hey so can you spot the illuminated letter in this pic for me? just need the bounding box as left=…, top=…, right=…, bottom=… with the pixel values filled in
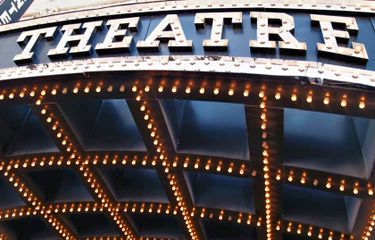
left=95, top=17, right=139, bottom=53
left=311, top=14, right=368, bottom=63
left=250, top=12, right=306, bottom=52
left=194, top=12, right=242, bottom=50
left=48, top=21, right=102, bottom=57
left=13, top=27, right=57, bottom=62
left=137, top=14, right=192, bottom=51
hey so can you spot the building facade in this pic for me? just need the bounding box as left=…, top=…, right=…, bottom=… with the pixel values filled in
left=0, top=1, right=374, bottom=240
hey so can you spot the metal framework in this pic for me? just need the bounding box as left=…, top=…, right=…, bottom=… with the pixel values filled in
left=0, top=58, right=373, bottom=240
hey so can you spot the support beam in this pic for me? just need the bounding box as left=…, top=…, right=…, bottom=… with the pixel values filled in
left=128, top=93, right=206, bottom=240
left=245, top=104, right=283, bottom=240
left=2, top=150, right=373, bottom=199
left=0, top=166, right=76, bottom=239
left=282, top=166, right=373, bottom=199
left=33, top=103, right=139, bottom=240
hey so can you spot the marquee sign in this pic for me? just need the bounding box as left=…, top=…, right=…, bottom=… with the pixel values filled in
left=0, top=10, right=374, bottom=85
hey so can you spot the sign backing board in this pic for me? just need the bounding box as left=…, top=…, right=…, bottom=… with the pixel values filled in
left=0, top=0, right=33, bottom=25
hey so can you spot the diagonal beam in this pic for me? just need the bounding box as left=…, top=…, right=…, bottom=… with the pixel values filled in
left=0, top=230, right=8, bottom=240
left=33, top=103, right=139, bottom=240
left=127, top=90, right=206, bottom=240
left=0, top=165, right=76, bottom=239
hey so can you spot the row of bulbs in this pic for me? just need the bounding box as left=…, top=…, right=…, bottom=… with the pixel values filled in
left=2, top=152, right=373, bottom=199
left=260, top=98, right=274, bottom=240
left=3, top=152, right=373, bottom=201
left=82, top=238, right=175, bottom=240
left=278, top=221, right=352, bottom=240
left=0, top=202, right=254, bottom=225
left=0, top=200, right=356, bottom=240
left=278, top=169, right=374, bottom=196
left=0, top=153, right=250, bottom=178
left=152, top=83, right=367, bottom=110
left=0, top=79, right=369, bottom=112
left=362, top=210, right=375, bottom=239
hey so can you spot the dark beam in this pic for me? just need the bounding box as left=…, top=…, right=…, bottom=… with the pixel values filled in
left=0, top=169, right=76, bottom=239
left=0, top=201, right=351, bottom=240
left=33, top=103, right=139, bottom=240
left=245, top=105, right=283, bottom=240
left=356, top=150, right=375, bottom=239
left=128, top=97, right=207, bottom=240
left=80, top=150, right=375, bottom=200
left=2, top=150, right=373, bottom=199
left=0, top=70, right=373, bottom=118
left=283, top=166, right=373, bottom=199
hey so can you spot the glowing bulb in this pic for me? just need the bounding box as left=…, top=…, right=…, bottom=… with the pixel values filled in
left=306, top=94, right=312, bottom=103
left=259, top=91, right=265, bottom=98
left=326, top=179, right=331, bottom=189
left=323, top=96, right=330, bottom=105
left=243, top=90, right=249, bottom=97
left=353, top=182, right=359, bottom=195
left=368, top=185, right=374, bottom=196
left=341, top=96, right=347, bottom=107
left=359, top=98, right=366, bottom=109
left=339, top=180, right=345, bottom=192
left=275, top=92, right=281, bottom=100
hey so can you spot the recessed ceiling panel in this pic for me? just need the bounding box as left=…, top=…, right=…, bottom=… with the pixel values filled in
left=128, top=213, right=184, bottom=239
left=98, top=167, right=169, bottom=203
left=0, top=103, right=59, bottom=156
left=184, top=171, right=255, bottom=213
left=22, top=168, right=94, bottom=203
left=58, top=99, right=146, bottom=151
left=62, top=213, right=120, bottom=238
left=284, top=108, right=375, bottom=179
left=160, top=99, right=250, bottom=160
left=202, top=219, right=257, bottom=240
left=283, top=184, right=361, bottom=233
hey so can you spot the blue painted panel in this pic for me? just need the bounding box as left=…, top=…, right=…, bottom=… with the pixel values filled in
left=184, top=171, right=255, bottom=213
left=161, top=100, right=249, bottom=160
left=284, top=108, right=375, bottom=179
left=283, top=184, right=361, bottom=233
